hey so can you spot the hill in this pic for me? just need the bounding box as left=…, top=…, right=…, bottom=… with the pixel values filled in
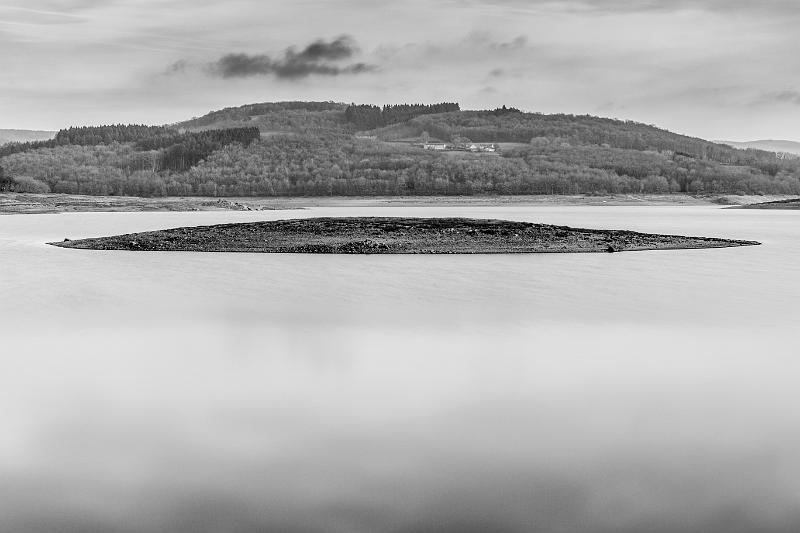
left=2, top=101, right=800, bottom=197
left=719, top=140, right=800, bottom=156
left=175, top=101, right=350, bottom=135
left=0, top=129, right=56, bottom=145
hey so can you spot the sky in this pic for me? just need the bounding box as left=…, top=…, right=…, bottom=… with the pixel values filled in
left=1, top=0, right=799, bottom=141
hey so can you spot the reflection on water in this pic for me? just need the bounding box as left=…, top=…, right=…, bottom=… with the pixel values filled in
left=1, top=206, right=799, bottom=532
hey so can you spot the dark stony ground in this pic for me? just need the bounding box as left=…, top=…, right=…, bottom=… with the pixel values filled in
left=49, top=217, right=760, bottom=254
left=735, top=198, right=800, bottom=210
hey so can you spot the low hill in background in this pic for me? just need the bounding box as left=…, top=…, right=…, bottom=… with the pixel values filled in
left=0, top=129, right=56, bottom=145
left=2, top=101, right=799, bottom=197
left=719, top=140, right=800, bottom=156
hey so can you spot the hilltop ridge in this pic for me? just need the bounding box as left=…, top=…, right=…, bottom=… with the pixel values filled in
left=718, top=139, right=800, bottom=156
left=2, top=101, right=799, bottom=197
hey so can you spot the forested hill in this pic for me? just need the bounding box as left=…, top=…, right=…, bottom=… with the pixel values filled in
left=371, top=109, right=713, bottom=153
left=174, top=101, right=461, bottom=134
left=2, top=101, right=799, bottom=197
left=175, top=101, right=781, bottom=163
left=175, top=101, right=349, bottom=133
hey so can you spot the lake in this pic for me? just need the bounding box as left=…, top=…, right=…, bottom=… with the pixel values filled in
left=1, top=205, right=799, bottom=533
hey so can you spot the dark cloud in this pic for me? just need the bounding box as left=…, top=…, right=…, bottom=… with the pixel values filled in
left=206, top=35, right=376, bottom=79
left=768, top=90, right=800, bottom=105
left=753, top=90, right=800, bottom=106
left=165, top=59, right=189, bottom=74
left=296, top=35, right=356, bottom=61
left=459, top=32, right=528, bottom=51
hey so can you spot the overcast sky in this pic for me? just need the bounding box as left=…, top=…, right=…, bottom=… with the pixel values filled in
left=2, top=0, right=799, bottom=141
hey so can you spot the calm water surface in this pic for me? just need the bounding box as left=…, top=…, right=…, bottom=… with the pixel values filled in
left=1, top=205, right=799, bottom=533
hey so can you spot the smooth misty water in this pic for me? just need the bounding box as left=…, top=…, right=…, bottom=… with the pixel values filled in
left=1, top=205, right=799, bottom=533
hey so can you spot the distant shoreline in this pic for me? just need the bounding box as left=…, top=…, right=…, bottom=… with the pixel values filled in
left=49, top=217, right=760, bottom=254
left=2, top=192, right=797, bottom=215
left=733, top=198, right=800, bottom=210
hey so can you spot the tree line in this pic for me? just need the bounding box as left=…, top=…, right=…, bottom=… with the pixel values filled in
left=55, top=124, right=174, bottom=145
left=1, top=125, right=260, bottom=173
left=137, top=127, right=261, bottom=171
left=344, top=102, right=460, bottom=130
left=4, top=132, right=798, bottom=197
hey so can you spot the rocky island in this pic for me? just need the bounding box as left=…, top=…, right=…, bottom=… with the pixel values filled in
left=49, top=217, right=760, bottom=254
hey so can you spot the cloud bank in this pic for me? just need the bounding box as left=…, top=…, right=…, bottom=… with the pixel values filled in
left=757, top=90, right=800, bottom=106
left=205, top=36, right=376, bottom=79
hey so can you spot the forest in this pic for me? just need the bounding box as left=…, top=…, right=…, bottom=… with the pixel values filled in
left=1, top=101, right=799, bottom=197
left=344, top=103, right=461, bottom=130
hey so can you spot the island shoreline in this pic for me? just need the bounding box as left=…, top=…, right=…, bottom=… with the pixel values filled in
left=4, top=192, right=799, bottom=215
left=49, top=217, right=761, bottom=254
